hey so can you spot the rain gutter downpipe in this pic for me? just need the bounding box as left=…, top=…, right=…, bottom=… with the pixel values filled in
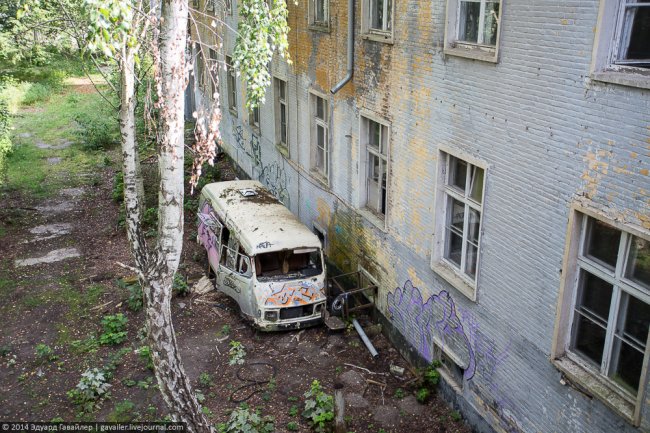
left=331, top=0, right=354, bottom=94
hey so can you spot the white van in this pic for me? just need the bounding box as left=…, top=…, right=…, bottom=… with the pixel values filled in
left=197, top=180, right=326, bottom=330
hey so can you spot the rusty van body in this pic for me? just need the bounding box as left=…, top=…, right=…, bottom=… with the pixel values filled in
left=197, top=180, right=326, bottom=330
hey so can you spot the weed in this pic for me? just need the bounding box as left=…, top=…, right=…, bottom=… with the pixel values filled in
left=335, top=366, right=342, bottom=375
left=415, top=387, right=430, bottom=404
left=99, top=314, right=128, bottom=345
left=216, top=404, right=274, bottom=433
left=266, top=377, right=277, bottom=392
left=70, top=336, right=99, bottom=354
left=74, top=105, right=119, bottom=150
left=124, top=282, right=143, bottom=312
left=450, top=410, right=462, bottom=422
left=262, top=392, right=271, bottom=402
left=201, top=406, right=213, bottom=417
left=286, top=422, right=298, bottom=431
left=51, top=418, right=64, bottom=423
left=228, top=341, right=246, bottom=366
left=218, top=324, right=231, bottom=337
left=122, top=379, right=137, bottom=387
left=0, top=345, right=11, bottom=357
left=112, top=171, right=124, bottom=203
left=172, top=273, right=189, bottom=297
left=107, top=400, right=137, bottom=423
left=142, top=207, right=158, bottom=227
left=198, top=372, right=214, bottom=388
left=35, top=343, right=57, bottom=362
left=393, top=388, right=405, bottom=399
left=288, top=405, right=299, bottom=417
left=136, top=346, right=154, bottom=371
left=137, top=377, right=154, bottom=390
left=195, top=390, right=205, bottom=403
left=67, top=368, right=111, bottom=413
left=103, top=348, right=131, bottom=380
left=287, top=396, right=299, bottom=402
left=302, top=380, right=334, bottom=433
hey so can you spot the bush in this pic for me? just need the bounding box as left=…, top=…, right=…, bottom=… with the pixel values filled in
left=302, top=380, right=334, bottom=433
left=35, top=343, right=57, bottom=362
left=74, top=103, right=119, bottom=150
left=99, top=313, right=128, bottom=345
left=117, top=278, right=142, bottom=312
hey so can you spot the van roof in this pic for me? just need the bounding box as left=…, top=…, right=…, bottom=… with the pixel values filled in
left=200, top=180, right=322, bottom=256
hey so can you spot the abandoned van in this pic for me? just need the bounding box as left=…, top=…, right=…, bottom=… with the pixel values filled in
left=197, top=180, right=326, bottom=330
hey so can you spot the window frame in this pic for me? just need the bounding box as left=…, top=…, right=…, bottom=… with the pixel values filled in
left=552, top=206, right=650, bottom=425
left=591, top=0, right=650, bottom=90
left=225, top=55, right=238, bottom=116
left=360, top=114, right=390, bottom=221
left=361, top=0, right=394, bottom=42
left=248, top=102, right=260, bottom=132
left=430, top=147, right=487, bottom=301
left=308, top=0, right=329, bottom=31
left=274, top=77, right=289, bottom=151
left=443, top=0, right=502, bottom=63
left=310, top=91, right=330, bottom=183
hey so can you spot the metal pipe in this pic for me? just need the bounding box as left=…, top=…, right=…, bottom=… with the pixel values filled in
left=352, top=319, right=378, bottom=358
left=331, top=0, right=354, bottom=94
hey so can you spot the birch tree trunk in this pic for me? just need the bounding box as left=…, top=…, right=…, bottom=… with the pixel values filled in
left=117, top=1, right=213, bottom=432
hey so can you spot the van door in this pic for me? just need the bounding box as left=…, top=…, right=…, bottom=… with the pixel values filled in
left=216, top=240, right=253, bottom=316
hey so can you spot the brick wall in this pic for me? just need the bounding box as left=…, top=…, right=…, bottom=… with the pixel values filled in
left=190, top=0, right=650, bottom=431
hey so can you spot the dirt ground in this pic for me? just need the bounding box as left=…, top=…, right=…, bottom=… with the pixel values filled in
left=0, top=82, right=472, bottom=433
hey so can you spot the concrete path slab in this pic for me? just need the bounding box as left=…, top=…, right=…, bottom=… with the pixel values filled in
left=15, top=247, right=80, bottom=267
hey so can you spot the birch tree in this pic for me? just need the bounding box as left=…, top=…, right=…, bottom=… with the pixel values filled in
left=80, top=0, right=290, bottom=431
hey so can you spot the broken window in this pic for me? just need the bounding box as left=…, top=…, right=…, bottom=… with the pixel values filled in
left=274, top=78, right=288, bottom=149
left=443, top=155, right=484, bottom=280
left=570, top=216, right=650, bottom=396
left=362, top=116, right=389, bottom=217
left=226, top=55, right=237, bottom=114
left=614, top=1, right=650, bottom=68
left=309, top=0, right=328, bottom=27
left=457, top=0, right=500, bottom=46
left=311, top=94, right=329, bottom=179
left=255, top=249, right=323, bottom=281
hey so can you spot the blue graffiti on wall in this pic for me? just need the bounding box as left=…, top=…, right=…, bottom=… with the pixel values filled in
left=387, top=280, right=476, bottom=379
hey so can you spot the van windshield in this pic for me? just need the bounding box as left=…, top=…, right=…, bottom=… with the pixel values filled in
left=255, top=248, right=323, bottom=281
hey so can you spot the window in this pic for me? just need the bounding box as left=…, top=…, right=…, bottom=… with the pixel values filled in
left=249, top=104, right=260, bottom=131
left=431, top=150, right=485, bottom=300
left=208, top=49, right=218, bottom=99
left=361, top=116, right=389, bottom=218
left=274, top=78, right=288, bottom=149
left=553, top=211, right=650, bottom=423
left=361, top=0, right=393, bottom=40
left=311, top=93, right=329, bottom=179
left=443, top=0, right=501, bottom=62
left=592, top=0, right=650, bottom=89
left=309, top=0, right=329, bottom=29
left=225, top=55, right=237, bottom=114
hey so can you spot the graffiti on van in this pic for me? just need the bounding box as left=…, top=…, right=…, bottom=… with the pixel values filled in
left=264, top=281, right=323, bottom=307
left=198, top=202, right=221, bottom=270
left=223, top=275, right=241, bottom=293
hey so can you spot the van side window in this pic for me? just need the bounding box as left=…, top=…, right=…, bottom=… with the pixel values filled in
left=238, top=256, right=252, bottom=277
left=255, top=249, right=323, bottom=281
left=226, top=237, right=239, bottom=269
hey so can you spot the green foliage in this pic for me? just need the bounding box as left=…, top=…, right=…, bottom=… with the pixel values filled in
left=35, top=343, right=57, bottom=362
left=0, top=97, right=11, bottom=169
left=137, top=346, right=154, bottom=371
left=228, top=340, right=246, bottom=366
left=217, top=404, right=275, bottom=433
left=218, top=324, right=231, bottom=337
left=112, top=171, right=124, bottom=202
left=288, top=405, right=298, bottom=417
left=423, top=365, right=440, bottom=387
left=450, top=410, right=462, bottom=422
left=74, top=106, right=119, bottom=150
left=107, top=400, right=137, bottom=422
left=99, top=313, right=128, bottom=345
left=234, top=0, right=290, bottom=109
left=286, top=422, right=298, bottom=431
left=84, top=0, right=140, bottom=61
left=70, top=336, right=99, bottom=354
left=117, top=278, right=142, bottom=312
left=198, top=372, right=214, bottom=388
left=172, top=273, right=189, bottom=297
left=302, top=380, right=334, bottom=433
left=67, top=368, right=112, bottom=413
left=415, top=387, right=430, bottom=404
left=393, top=388, right=405, bottom=399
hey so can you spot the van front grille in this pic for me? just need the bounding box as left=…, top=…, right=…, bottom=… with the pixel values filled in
left=279, top=304, right=314, bottom=320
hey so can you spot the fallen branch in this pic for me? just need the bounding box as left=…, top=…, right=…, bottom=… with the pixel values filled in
left=90, top=301, right=114, bottom=311
left=343, top=363, right=387, bottom=376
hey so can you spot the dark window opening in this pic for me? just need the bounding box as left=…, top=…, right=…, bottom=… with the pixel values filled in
left=256, top=249, right=323, bottom=281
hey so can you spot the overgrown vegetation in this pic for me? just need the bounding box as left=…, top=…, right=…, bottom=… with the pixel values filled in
left=99, top=313, right=128, bottom=346
left=415, top=362, right=441, bottom=404
left=216, top=404, right=275, bottom=433
left=302, top=380, right=334, bottom=433
left=67, top=368, right=112, bottom=413
left=228, top=341, right=246, bottom=366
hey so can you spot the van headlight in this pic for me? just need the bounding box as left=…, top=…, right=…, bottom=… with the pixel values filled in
left=264, top=310, right=278, bottom=322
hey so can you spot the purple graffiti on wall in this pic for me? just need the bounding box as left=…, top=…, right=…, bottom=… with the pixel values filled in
left=387, top=280, right=476, bottom=380
left=197, top=202, right=221, bottom=270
